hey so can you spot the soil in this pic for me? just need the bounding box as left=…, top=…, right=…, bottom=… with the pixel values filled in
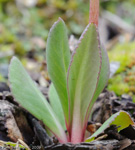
left=1, top=83, right=135, bottom=150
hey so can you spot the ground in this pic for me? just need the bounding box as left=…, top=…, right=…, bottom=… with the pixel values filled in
left=0, top=1, right=135, bottom=150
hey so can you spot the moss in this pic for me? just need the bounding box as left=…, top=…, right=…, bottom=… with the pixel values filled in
left=14, top=42, right=26, bottom=56
left=108, top=74, right=130, bottom=95
left=0, top=27, right=17, bottom=43
left=0, top=74, right=6, bottom=82
left=108, top=42, right=135, bottom=73
left=108, top=42, right=135, bottom=101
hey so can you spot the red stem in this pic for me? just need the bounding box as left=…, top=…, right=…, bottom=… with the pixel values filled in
left=89, top=0, right=99, bottom=26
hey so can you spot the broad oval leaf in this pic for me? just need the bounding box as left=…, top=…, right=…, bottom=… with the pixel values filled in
left=67, top=23, right=102, bottom=143
left=46, top=18, right=71, bottom=124
left=85, top=111, right=135, bottom=142
left=49, top=83, right=66, bottom=130
left=9, top=57, right=67, bottom=143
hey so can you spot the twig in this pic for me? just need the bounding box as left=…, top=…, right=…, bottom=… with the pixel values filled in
left=32, top=118, right=53, bottom=147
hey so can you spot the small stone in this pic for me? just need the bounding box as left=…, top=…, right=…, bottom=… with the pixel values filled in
left=0, top=82, right=10, bottom=92
left=121, top=94, right=132, bottom=101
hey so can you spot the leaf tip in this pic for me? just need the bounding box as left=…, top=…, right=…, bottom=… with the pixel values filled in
left=10, top=56, right=17, bottom=63
left=49, top=17, right=65, bottom=33
left=58, top=17, right=64, bottom=22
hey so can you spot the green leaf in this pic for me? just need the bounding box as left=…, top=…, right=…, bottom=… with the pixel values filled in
left=85, top=111, right=135, bottom=142
left=85, top=46, right=110, bottom=123
left=67, top=23, right=102, bottom=143
left=49, top=83, right=66, bottom=130
left=46, top=18, right=71, bottom=123
left=9, top=57, right=67, bottom=143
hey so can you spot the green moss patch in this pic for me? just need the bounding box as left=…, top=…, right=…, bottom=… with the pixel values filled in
left=108, top=42, right=135, bottom=102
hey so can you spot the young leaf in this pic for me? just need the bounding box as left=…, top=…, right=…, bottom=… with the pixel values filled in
left=85, top=111, right=135, bottom=142
left=49, top=83, right=66, bottom=130
left=9, top=57, right=67, bottom=143
left=67, top=23, right=101, bottom=143
left=46, top=18, right=71, bottom=124
left=84, top=46, right=110, bottom=129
